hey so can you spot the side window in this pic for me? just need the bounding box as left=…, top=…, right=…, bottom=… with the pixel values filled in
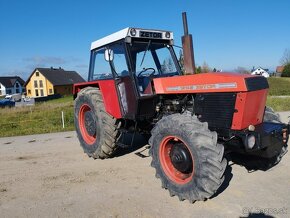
left=89, top=42, right=129, bottom=81
left=155, top=47, right=177, bottom=74
left=91, top=48, right=112, bottom=80
left=108, top=42, right=129, bottom=77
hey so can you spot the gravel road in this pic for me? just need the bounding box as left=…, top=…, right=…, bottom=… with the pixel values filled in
left=0, top=112, right=289, bottom=218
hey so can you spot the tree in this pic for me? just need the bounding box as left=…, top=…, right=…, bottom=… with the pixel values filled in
left=201, top=62, right=211, bottom=73
left=235, top=66, right=250, bottom=74
left=167, top=58, right=174, bottom=72
left=196, top=66, right=202, bottom=74
left=161, top=58, right=174, bottom=73
left=281, top=63, right=290, bottom=77
left=161, top=60, right=168, bottom=72
left=280, top=48, right=290, bottom=65
left=178, top=50, right=202, bottom=74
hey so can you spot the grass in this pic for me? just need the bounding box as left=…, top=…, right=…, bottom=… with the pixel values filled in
left=267, top=77, right=290, bottom=96
left=1, top=77, right=290, bottom=137
left=266, top=77, right=290, bottom=111
left=0, top=95, right=75, bottom=137
left=266, top=96, right=290, bottom=112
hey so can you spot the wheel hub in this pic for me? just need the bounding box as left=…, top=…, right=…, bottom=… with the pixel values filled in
left=84, top=111, right=96, bottom=136
left=169, top=143, right=193, bottom=174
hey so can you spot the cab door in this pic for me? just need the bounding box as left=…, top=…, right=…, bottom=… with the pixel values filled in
left=105, top=41, right=139, bottom=119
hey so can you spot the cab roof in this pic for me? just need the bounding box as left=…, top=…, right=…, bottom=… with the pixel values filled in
left=91, top=27, right=173, bottom=51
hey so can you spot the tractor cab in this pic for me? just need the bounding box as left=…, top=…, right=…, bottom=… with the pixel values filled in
left=87, top=28, right=181, bottom=119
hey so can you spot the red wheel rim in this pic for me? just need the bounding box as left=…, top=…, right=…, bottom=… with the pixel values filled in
left=78, top=104, right=96, bottom=145
left=159, top=136, right=194, bottom=185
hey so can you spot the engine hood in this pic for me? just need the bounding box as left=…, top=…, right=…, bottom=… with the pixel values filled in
left=153, top=72, right=269, bottom=94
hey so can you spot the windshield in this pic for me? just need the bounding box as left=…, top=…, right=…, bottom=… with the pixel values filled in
left=129, top=41, right=180, bottom=76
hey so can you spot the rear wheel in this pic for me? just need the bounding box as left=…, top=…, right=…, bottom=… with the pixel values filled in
left=149, top=112, right=227, bottom=202
left=74, top=87, right=122, bottom=159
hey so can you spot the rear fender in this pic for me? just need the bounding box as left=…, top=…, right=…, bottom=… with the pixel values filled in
left=73, top=80, right=122, bottom=119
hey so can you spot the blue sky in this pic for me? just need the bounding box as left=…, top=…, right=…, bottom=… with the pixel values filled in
left=0, top=0, right=290, bottom=80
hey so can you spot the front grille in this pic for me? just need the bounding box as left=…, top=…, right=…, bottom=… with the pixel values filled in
left=245, top=77, right=269, bottom=91
left=194, top=93, right=236, bottom=129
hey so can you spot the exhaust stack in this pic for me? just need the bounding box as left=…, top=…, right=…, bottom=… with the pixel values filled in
left=181, top=12, right=196, bottom=74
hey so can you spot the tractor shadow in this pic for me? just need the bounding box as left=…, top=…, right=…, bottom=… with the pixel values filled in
left=211, top=152, right=280, bottom=199
left=114, top=133, right=150, bottom=158
left=227, top=153, right=278, bottom=172
left=239, top=212, right=275, bottom=218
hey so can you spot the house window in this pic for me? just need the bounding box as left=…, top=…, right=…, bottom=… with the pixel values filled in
left=16, top=89, right=19, bottom=93
left=36, top=72, right=39, bottom=76
left=39, top=80, right=43, bottom=88
left=28, top=90, right=31, bottom=94
left=35, top=90, right=39, bottom=97
left=49, top=89, right=53, bottom=94
left=34, top=81, right=38, bottom=88
left=40, top=89, right=44, bottom=96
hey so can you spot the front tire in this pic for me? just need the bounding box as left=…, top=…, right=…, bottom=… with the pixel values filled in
left=74, top=87, right=122, bottom=159
left=263, top=106, right=281, bottom=123
left=263, top=106, right=288, bottom=166
left=149, top=112, right=227, bottom=202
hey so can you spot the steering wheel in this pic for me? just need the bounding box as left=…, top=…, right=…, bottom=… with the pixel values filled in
left=137, top=68, right=156, bottom=77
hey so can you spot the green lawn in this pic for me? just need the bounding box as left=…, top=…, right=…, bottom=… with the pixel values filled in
left=266, top=77, right=290, bottom=111
left=0, top=95, right=75, bottom=137
left=266, top=96, right=290, bottom=112
left=1, top=77, right=290, bottom=137
left=267, top=77, right=290, bottom=96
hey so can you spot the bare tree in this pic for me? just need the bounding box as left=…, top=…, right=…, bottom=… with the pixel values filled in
left=235, top=66, right=250, bottom=74
left=280, top=48, right=290, bottom=65
left=201, top=62, right=211, bottom=73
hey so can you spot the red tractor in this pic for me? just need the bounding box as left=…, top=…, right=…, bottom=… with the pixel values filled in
left=73, top=14, right=289, bottom=202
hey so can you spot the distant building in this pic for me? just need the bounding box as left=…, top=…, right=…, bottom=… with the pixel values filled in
left=25, top=67, right=85, bottom=98
left=276, top=66, right=284, bottom=73
left=0, top=76, right=25, bottom=96
left=274, top=66, right=284, bottom=77
left=251, top=67, right=269, bottom=78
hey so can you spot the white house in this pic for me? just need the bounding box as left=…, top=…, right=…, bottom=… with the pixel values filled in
left=251, top=67, right=270, bottom=78
left=0, top=76, right=25, bottom=96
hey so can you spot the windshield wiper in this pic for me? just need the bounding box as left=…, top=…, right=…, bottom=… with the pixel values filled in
left=140, top=40, right=151, bottom=67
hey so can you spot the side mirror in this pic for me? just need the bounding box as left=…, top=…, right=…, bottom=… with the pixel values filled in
left=104, top=49, right=114, bottom=62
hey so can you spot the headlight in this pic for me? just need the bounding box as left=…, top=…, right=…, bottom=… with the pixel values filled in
left=246, top=135, right=256, bottom=149
left=130, top=28, right=137, bottom=36
left=165, top=32, right=171, bottom=38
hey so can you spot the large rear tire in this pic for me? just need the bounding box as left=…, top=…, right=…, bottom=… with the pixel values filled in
left=149, top=112, right=227, bottom=202
left=74, top=87, right=122, bottom=159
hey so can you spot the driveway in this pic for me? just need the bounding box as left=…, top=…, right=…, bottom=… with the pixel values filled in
left=0, top=112, right=289, bottom=218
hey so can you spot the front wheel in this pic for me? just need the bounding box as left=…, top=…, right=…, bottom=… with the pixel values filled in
left=149, top=112, right=227, bottom=202
left=263, top=106, right=288, bottom=166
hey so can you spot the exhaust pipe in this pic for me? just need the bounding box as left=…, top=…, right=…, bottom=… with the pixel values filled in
left=181, top=12, right=196, bottom=74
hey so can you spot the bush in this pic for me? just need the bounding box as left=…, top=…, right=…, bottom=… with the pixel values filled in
left=281, top=63, right=290, bottom=77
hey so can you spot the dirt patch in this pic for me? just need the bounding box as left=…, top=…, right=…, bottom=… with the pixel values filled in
left=0, top=188, right=7, bottom=193
left=0, top=130, right=289, bottom=218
